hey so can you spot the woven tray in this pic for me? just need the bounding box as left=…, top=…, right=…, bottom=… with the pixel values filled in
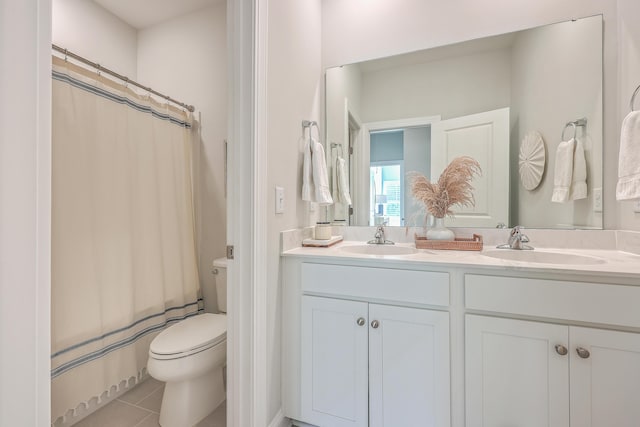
left=415, top=233, right=483, bottom=251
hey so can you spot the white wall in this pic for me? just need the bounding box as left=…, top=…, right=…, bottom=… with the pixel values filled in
left=266, top=0, right=322, bottom=421
left=0, top=0, right=51, bottom=425
left=322, top=0, right=621, bottom=230
left=52, top=0, right=138, bottom=77
left=137, top=3, right=228, bottom=312
left=511, top=16, right=603, bottom=228
left=360, top=48, right=511, bottom=122
left=404, top=127, right=431, bottom=225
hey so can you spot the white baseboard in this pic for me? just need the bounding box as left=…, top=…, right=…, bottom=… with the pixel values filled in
left=268, top=409, right=291, bottom=427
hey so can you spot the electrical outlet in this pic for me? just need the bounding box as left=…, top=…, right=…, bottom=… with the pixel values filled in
left=275, top=186, right=285, bottom=214
left=593, top=188, right=603, bottom=212
left=634, top=201, right=640, bottom=213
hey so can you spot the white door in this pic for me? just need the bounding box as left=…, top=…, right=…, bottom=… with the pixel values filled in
left=465, top=315, right=569, bottom=427
left=301, top=296, right=369, bottom=427
left=369, top=304, right=450, bottom=427
left=570, top=327, right=640, bottom=427
left=431, top=108, right=509, bottom=227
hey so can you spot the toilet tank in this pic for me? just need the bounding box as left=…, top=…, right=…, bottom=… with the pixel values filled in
left=212, top=258, right=228, bottom=313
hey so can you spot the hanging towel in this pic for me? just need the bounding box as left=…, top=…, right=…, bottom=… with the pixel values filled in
left=616, top=111, right=640, bottom=200
left=337, top=156, right=352, bottom=205
left=331, top=148, right=340, bottom=203
left=552, top=138, right=576, bottom=203
left=311, top=139, right=334, bottom=205
left=570, top=139, right=587, bottom=200
left=302, top=137, right=314, bottom=202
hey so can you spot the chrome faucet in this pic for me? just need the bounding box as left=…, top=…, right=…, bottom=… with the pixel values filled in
left=367, top=226, right=395, bottom=245
left=497, top=225, right=533, bottom=250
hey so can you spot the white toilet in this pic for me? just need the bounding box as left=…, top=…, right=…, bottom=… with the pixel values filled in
left=147, top=257, right=228, bottom=427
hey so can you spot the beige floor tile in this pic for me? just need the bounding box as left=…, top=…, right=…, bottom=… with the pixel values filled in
left=194, top=401, right=226, bottom=427
left=119, top=378, right=164, bottom=405
left=136, top=386, right=164, bottom=413
left=133, top=412, right=160, bottom=427
left=73, top=400, right=151, bottom=427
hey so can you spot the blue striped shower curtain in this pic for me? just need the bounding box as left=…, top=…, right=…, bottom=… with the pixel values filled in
left=51, top=56, right=200, bottom=425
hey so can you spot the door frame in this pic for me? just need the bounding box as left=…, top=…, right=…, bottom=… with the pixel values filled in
left=357, top=116, right=441, bottom=225
left=227, top=0, right=269, bottom=425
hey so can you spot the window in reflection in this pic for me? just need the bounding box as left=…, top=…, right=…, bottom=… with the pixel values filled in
left=370, top=163, right=403, bottom=226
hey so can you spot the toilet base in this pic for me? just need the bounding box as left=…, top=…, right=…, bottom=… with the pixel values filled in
left=159, top=366, right=225, bottom=427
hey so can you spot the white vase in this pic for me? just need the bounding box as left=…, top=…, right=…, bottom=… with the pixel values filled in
left=426, top=217, right=455, bottom=241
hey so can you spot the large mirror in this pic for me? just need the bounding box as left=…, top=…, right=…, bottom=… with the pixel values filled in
left=325, top=15, right=603, bottom=229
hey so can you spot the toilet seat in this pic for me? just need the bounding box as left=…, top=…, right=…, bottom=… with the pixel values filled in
left=149, top=313, right=226, bottom=360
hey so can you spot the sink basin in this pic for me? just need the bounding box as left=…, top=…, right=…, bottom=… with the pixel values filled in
left=338, top=244, right=418, bottom=256
left=482, top=249, right=606, bottom=265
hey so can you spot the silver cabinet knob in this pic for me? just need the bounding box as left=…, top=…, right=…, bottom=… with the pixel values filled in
left=357, top=317, right=365, bottom=326
left=576, top=347, right=591, bottom=359
left=371, top=320, right=380, bottom=329
left=555, top=344, right=568, bottom=356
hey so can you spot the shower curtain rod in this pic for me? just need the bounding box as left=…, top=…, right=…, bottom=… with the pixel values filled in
left=52, top=44, right=195, bottom=113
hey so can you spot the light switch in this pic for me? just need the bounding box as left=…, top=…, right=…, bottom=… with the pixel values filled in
left=634, top=201, right=640, bottom=213
left=593, top=188, right=602, bottom=212
left=275, top=186, right=285, bottom=214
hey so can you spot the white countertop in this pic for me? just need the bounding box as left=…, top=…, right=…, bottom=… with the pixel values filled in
left=283, top=240, right=640, bottom=280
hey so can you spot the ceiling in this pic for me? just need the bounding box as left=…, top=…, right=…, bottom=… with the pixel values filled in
left=93, top=0, right=220, bottom=29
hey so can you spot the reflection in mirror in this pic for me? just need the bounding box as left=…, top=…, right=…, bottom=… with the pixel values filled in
left=325, top=15, right=603, bottom=229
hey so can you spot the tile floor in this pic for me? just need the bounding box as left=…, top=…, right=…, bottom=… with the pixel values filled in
left=73, top=378, right=226, bottom=427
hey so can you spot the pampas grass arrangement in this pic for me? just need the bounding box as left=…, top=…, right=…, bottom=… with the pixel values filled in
left=410, top=156, right=482, bottom=219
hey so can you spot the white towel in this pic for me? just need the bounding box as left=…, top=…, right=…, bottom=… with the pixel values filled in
left=552, top=138, right=575, bottom=203
left=302, top=137, right=314, bottom=202
left=331, top=148, right=340, bottom=203
left=570, top=139, right=587, bottom=200
left=337, top=157, right=352, bottom=205
left=311, top=140, right=334, bottom=205
left=616, top=111, right=640, bottom=200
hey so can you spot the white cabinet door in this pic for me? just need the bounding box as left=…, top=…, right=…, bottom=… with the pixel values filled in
left=465, top=315, right=569, bottom=427
left=570, top=327, right=640, bottom=427
left=301, top=296, right=369, bottom=427
left=431, top=108, right=509, bottom=227
left=369, top=304, right=450, bottom=427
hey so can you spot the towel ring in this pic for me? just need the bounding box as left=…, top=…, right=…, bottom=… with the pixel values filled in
left=302, top=120, right=320, bottom=140
left=630, top=84, right=640, bottom=112
left=561, top=123, right=577, bottom=141
left=561, top=117, right=587, bottom=141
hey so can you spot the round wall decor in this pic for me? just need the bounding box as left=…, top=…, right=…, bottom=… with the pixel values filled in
left=519, top=131, right=546, bottom=191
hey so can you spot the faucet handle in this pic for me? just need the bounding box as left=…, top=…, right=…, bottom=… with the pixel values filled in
left=511, top=225, right=524, bottom=235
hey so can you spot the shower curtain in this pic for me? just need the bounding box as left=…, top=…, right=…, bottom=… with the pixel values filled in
left=50, top=56, right=200, bottom=423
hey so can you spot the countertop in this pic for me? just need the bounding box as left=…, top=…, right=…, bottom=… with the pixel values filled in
left=282, top=240, right=640, bottom=280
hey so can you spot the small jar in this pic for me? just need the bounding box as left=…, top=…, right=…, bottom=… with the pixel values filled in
left=315, top=222, right=332, bottom=240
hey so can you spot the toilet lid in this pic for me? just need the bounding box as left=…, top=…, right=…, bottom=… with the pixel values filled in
left=150, top=313, right=226, bottom=356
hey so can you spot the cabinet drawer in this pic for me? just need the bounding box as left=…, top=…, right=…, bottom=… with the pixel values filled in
left=465, top=274, right=640, bottom=328
left=302, top=263, right=449, bottom=306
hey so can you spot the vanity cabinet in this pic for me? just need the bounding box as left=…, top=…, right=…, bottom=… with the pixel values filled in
left=465, top=274, right=640, bottom=427
left=283, top=253, right=640, bottom=427
left=465, top=315, right=569, bottom=426
left=301, top=295, right=450, bottom=427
